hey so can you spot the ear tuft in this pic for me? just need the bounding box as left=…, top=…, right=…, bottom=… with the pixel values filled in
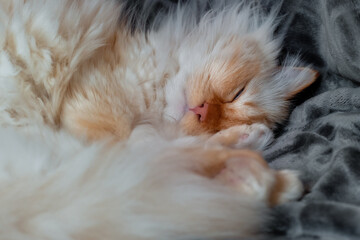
left=280, top=67, right=319, bottom=99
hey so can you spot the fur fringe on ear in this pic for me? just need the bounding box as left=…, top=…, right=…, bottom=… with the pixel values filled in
left=250, top=56, right=319, bottom=127
left=274, top=56, right=319, bottom=99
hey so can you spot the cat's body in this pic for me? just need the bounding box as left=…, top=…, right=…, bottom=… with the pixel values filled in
left=0, top=0, right=317, bottom=239
left=1, top=0, right=316, bottom=141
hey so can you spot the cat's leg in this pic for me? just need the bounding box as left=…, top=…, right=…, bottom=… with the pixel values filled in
left=204, top=127, right=302, bottom=205
left=206, top=123, right=274, bottom=150
left=61, top=96, right=134, bottom=141
left=192, top=148, right=303, bottom=205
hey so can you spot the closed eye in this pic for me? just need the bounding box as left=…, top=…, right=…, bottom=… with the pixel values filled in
left=232, top=87, right=245, bottom=102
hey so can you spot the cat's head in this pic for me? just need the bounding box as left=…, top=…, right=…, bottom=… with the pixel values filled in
left=179, top=38, right=318, bottom=135
left=160, top=3, right=318, bottom=136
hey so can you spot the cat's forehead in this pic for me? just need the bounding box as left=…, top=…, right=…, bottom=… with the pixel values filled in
left=187, top=37, right=273, bottom=99
left=189, top=36, right=274, bottom=79
left=209, top=40, right=262, bottom=79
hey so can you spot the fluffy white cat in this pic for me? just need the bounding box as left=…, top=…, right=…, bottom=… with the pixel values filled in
left=0, top=0, right=316, bottom=239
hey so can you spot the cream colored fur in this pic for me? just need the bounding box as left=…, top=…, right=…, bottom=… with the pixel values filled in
left=0, top=124, right=270, bottom=240
left=0, top=0, right=317, bottom=139
left=0, top=0, right=311, bottom=239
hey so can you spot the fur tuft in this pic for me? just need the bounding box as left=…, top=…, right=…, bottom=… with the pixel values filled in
left=0, top=125, right=267, bottom=239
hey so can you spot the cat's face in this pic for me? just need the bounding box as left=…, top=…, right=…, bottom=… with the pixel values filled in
left=179, top=39, right=318, bottom=135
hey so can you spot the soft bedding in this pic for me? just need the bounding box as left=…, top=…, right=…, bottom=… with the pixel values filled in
left=125, top=0, right=360, bottom=239
left=264, top=0, right=360, bottom=239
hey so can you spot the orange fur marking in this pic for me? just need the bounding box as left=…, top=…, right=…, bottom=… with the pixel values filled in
left=268, top=172, right=288, bottom=206
left=193, top=149, right=266, bottom=178
left=182, top=39, right=270, bottom=135
left=286, top=67, right=319, bottom=99
left=75, top=114, right=131, bottom=141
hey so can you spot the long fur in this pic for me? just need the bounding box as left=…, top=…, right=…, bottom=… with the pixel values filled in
left=0, top=124, right=267, bottom=239
left=0, top=0, right=316, bottom=135
left=0, top=0, right=312, bottom=239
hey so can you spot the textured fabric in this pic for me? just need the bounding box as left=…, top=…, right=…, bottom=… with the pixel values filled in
left=264, top=88, right=360, bottom=240
left=123, top=0, right=360, bottom=239
left=263, top=0, right=360, bottom=239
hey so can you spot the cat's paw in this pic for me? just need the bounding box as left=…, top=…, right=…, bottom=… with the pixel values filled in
left=213, top=150, right=276, bottom=202
left=269, top=170, right=304, bottom=205
left=194, top=148, right=304, bottom=205
left=213, top=152, right=304, bottom=204
left=207, top=123, right=273, bottom=150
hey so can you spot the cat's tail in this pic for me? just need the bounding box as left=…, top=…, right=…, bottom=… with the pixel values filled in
left=0, top=125, right=269, bottom=240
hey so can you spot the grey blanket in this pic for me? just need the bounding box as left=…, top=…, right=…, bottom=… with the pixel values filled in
left=263, top=0, right=360, bottom=239
left=123, top=0, right=360, bottom=239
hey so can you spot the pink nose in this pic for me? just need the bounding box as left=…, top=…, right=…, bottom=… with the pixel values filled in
left=189, top=103, right=209, bottom=122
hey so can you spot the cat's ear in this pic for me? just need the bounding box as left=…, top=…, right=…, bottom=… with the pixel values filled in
left=278, top=67, right=319, bottom=99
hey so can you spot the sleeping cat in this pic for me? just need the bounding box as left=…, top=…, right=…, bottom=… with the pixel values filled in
left=0, top=0, right=317, bottom=239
